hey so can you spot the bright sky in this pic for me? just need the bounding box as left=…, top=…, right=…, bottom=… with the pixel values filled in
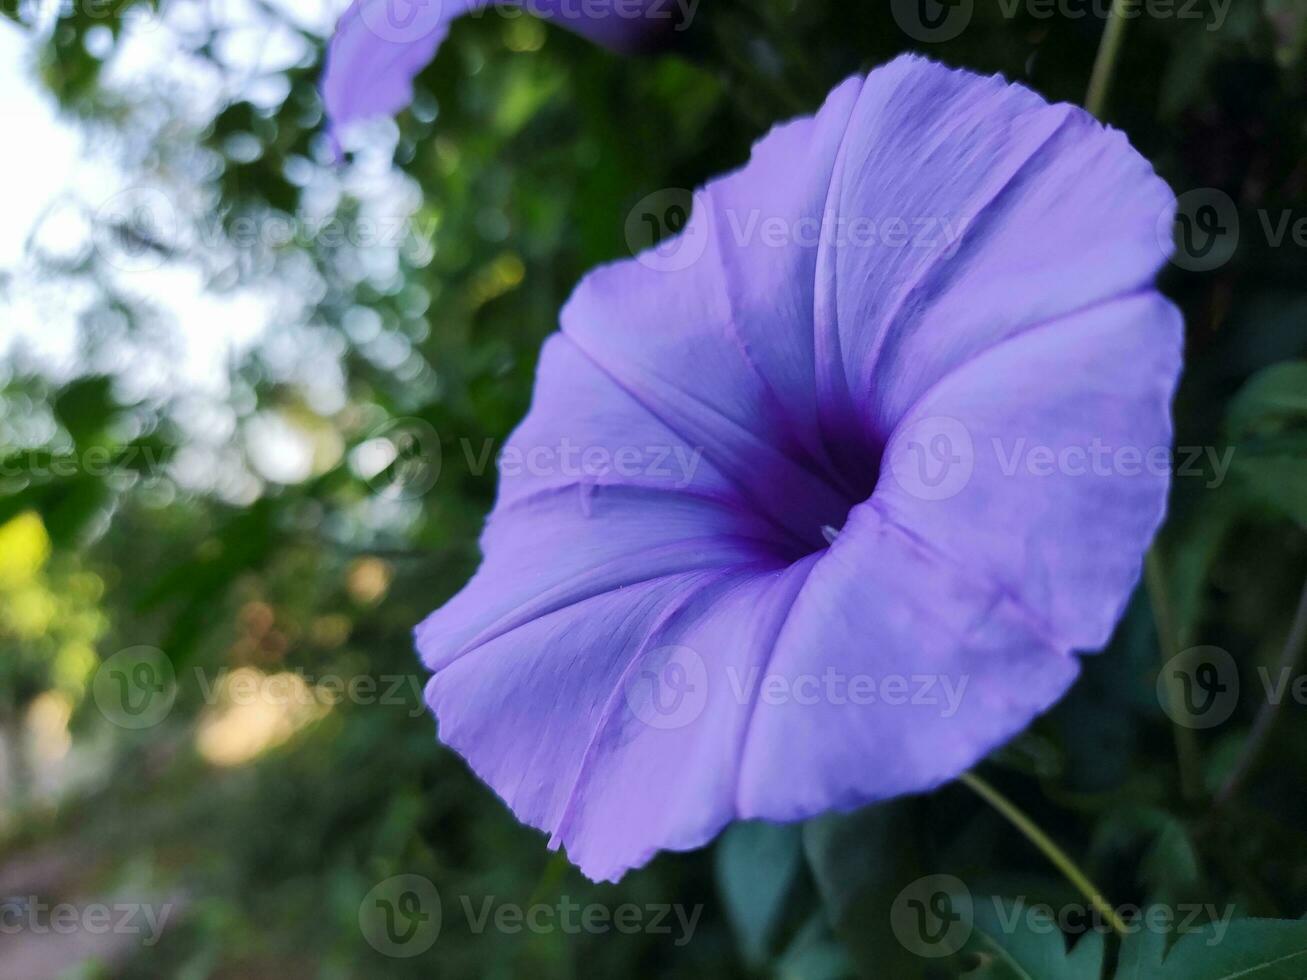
left=0, top=4, right=418, bottom=503
left=0, top=4, right=339, bottom=393
left=0, top=24, right=81, bottom=357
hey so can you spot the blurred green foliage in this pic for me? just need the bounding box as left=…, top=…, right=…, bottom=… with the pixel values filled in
left=2, top=0, right=1307, bottom=976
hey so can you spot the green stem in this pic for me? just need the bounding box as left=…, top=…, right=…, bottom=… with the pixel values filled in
left=1146, top=549, right=1204, bottom=801
left=960, top=772, right=1127, bottom=938
left=1214, top=574, right=1307, bottom=808
left=1085, top=0, right=1136, bottom=118
left=525, top=850, right=570, bottom=909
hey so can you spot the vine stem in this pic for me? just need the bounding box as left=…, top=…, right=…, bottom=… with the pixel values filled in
left=1085, top=0, right=1136, bottom=117
left=526, top=850, right=570, bottom=908
left=1214, top=575, right=1307, bottom=808
left=960, top=772, right=1128, bottom=938
left=1146, top=549, right=1205, bottom=801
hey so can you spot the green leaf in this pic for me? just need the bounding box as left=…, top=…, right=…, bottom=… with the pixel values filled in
left=1230, top=441, right=1307, bottom=526
left=776, top=914, right=856, bottom=980
left=714, top=819, right=804, bottom=966
left=41, top=474, right=110, bottom=547
left=1089, top=807, right=1204, bottom=907
left=803, top=799, right=930, bottom=978
left=1114, top=923, right=1169, bottom=980
left=52, top=375, right=118, bottom=447
left=1115, top=916, right=1307, bottom=979
left=959, top=897, right=1104, bottom=980
left=1223, top=363, right=1307, bottom=527
left=1225, top=362, right=1307, bottom=440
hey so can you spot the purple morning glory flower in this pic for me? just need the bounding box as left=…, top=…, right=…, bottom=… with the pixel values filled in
left=322, top=0, right=686, bottom=141
left=417, top=54, right=1183, bottom=882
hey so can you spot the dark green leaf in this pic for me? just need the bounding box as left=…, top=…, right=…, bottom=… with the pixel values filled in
left=804, top=799, right=930, bottom=978
left=714, top=819, right=804, bottom=966
left=1116, top=916, right=1307, bottom=979
left=959, top=897, right=1104, bottom=980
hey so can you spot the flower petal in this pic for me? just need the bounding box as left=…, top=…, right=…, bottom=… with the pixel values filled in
left=818, top=57, right=1176, bottom=440
left=418, top=54, right=1183, bottom=882
left=415, top=334, right=788, bottom=673
left=426, top=562, right=812, bottom=881
left=429, top=505, right=1082, bottom=881
left=323, top=0, right=484, bottom=139
left=733, top=507, right=1081, bottom=821
left=322, top=0, right=678, bottom=140
left=560, top=78, right=871, bottom=545
left=874, top=291, right=1183, bottom=652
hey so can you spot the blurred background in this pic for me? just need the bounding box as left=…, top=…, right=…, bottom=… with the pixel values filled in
left=2, top=0, right=1307, bottom=976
